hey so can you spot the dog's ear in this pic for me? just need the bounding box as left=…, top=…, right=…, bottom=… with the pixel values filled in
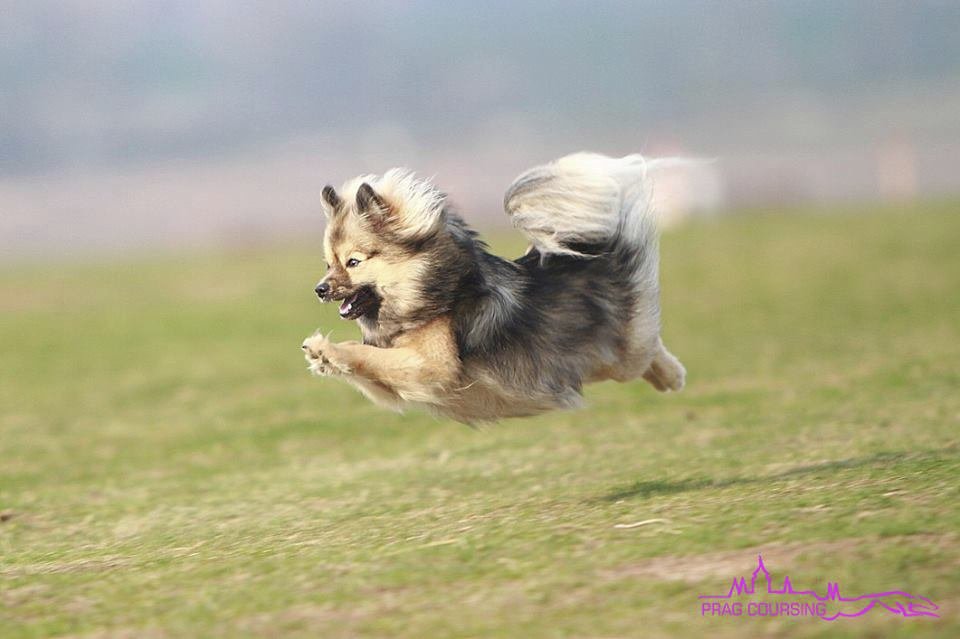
left=357, top=182, right=393, bottom=231
left=321, top=185, right=342, bottom=218
left=355, top=182, right=391, bottom=222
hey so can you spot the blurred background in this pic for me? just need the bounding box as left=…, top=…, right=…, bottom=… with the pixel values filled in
left=2, top=0, right=959, bottom=260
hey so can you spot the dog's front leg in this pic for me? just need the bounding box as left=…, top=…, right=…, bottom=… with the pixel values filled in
left=338, top=342, right=454, bottom=404
left=302, top=334, right=406, bottom=410
left=302, top=333, right=352, bottom=377
left=303, top=335, right=451, bottom=403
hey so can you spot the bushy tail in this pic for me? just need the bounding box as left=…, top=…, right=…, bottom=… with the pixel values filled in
left=503, top=152, right=663, bottom=258
left=505, top=153, right=689, bottom=393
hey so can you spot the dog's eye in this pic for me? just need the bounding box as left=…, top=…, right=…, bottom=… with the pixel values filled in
left=345, top=258, right=361, bottom=268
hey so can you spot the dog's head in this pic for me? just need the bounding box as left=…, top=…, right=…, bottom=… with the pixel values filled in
left=315, top=170, right=447, bottom=322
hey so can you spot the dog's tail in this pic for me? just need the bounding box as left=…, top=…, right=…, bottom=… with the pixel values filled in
left=504, top=152, right=670, bottom=260
left=505, top=152, right=687, bottom=393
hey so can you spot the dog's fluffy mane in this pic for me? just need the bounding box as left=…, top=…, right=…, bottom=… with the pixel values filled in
left=332, top=169, right=447, bottom=240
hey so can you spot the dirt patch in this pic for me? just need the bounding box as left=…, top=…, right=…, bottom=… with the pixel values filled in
left=1, top=556, right=133, bottom=578
left=236, top=603, right=381, bottom=638
left=53, top=629, right=168, bottom=639
left=604, top=533, right=954, bottom=583
left=1, top=583, right=50, bottom=607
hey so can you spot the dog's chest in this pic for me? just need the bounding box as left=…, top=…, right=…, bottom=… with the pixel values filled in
left=359, top=316, right=427, bottom=348
left=358, top=319, right=395, bottom=348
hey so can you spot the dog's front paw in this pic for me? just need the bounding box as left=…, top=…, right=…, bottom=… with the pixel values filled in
left=301, top=334, right=350, bottom=376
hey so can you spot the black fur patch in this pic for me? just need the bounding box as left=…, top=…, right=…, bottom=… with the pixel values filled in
left=322, top=185, right=342, bottom=212
left=356, top=183, right=388, bottom=214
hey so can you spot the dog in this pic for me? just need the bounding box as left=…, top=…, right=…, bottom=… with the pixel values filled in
left=302, top=152, right=686, bottom=424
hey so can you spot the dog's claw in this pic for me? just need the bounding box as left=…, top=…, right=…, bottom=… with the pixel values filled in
left=302, top=334, right=348, bottom=376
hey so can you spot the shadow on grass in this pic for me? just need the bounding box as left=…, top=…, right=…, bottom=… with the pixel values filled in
left=600, top=448, right=956, bottom=502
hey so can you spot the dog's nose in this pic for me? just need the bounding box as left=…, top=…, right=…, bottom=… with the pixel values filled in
left=315, top=282, right=331, bottom=299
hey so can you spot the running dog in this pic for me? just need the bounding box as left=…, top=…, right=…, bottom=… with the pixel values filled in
left=302, top=153, right=686, bottom=424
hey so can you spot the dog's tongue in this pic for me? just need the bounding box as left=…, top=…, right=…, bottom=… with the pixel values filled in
left=339, top=293, right=358, bottom=318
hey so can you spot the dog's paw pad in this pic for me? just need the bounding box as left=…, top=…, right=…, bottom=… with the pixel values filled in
left=301, top=335, right=327, bottom=360
left=302, top=336, right=350, bottom=376
left=308, top=358, right=331, bottom=376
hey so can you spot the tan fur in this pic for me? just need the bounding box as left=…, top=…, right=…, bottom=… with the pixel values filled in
left=303, top=321, right=585, bottom=423
left=306, top=190, right=469, bottom=415
left=322, top=203, right=432, bottom=329
left=641, top=339, right=686, bottom=392
left=304, top=329, right=683, bottom=424
left=302, top=316, right=458, bottom=409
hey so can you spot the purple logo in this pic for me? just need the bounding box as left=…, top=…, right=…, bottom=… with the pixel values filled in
left=699, top=554, right=939, bottom=621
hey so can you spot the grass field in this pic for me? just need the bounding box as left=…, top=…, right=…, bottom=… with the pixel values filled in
left=1, top=202, right=958, bottom=638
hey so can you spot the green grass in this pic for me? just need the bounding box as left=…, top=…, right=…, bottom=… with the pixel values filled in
left=1, top=201, right=958, bottom=638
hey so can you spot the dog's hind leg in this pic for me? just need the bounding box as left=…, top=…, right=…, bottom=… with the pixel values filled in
left=642, top=338, right=686, bottom=392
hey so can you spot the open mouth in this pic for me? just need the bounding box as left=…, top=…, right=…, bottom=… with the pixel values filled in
left=338, top=286, right=380, bottom=320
